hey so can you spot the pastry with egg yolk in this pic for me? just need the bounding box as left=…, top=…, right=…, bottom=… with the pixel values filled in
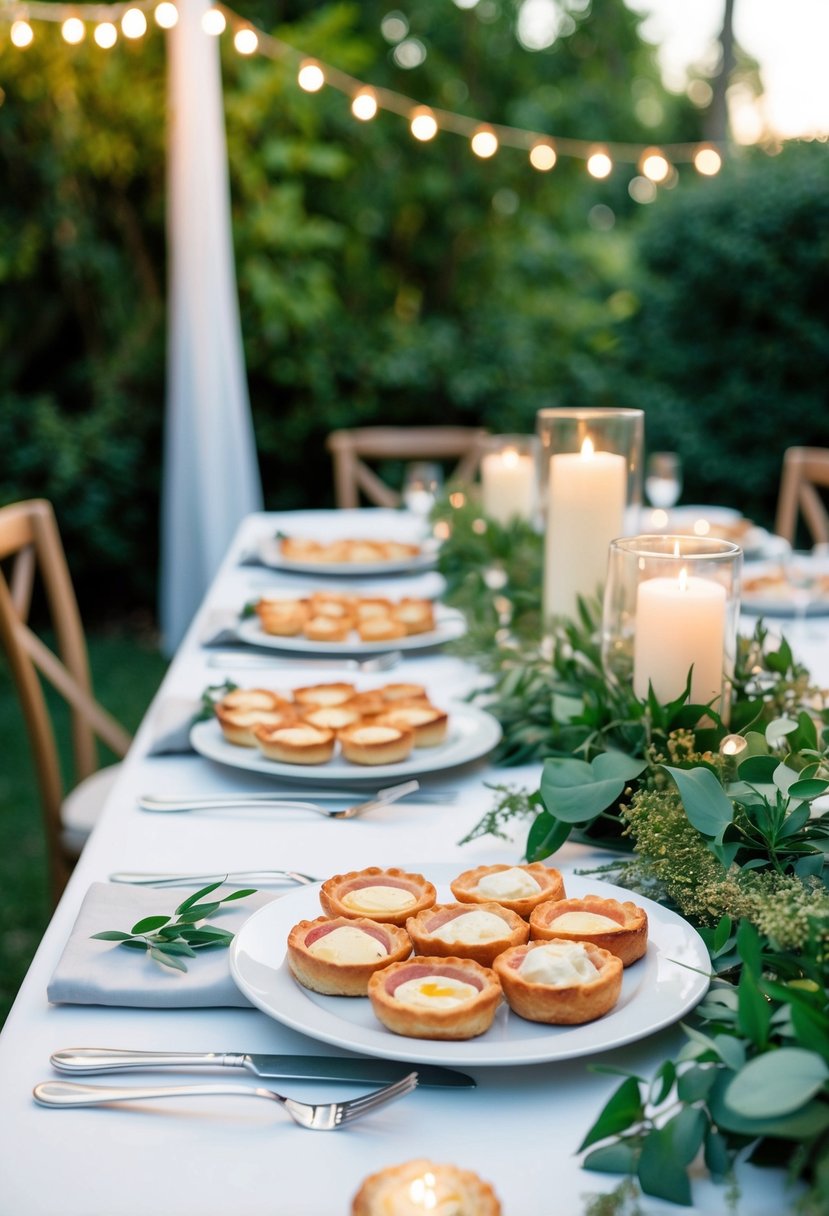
left=530, top=895, right=648, bottom=966
left=368, top=956, right=502, bottom=1040
left=338, top=722, right=414, bottom=766
left=292, top=682, right=357, bottom=708
left=252, top=723, right=335, bottom=765
left=493, top=939, right=622, bottom=1024
left=287, top=915, right=411, bottom=996
left=375, top=703, right=449, bottom=748
left=320, top=867, right=436, bottom=927
left=215, top=705, right=297, bottom=748
left=351, top=1159, right=501, bottom=1216
left=450, top=863, right=565, bottom=920
left=406, top=902, right=528, bottom=967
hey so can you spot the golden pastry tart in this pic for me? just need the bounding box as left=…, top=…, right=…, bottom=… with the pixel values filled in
left=406, top=902, right=529, bottom=967
left=253, top=723, right=335, bottom=765
left=354, top=598, right=392, bottom=620
left=380, top=682, right=428, bottom=703
left=338, top=723, right=414, bottom=766
left=450, top=863, right=565, bottom=920
left=346, top=691, right=389, bottom=718
left=357, top=617, right=407, bottom=643
left=304, top=615, right=354, bottom=643
left=351, top=1159, right=501, bottom=1216
left=217, top=687, right=287, bottom=713
left=292, top=682, right=356, bottom=708
left=368, top=956, right=502, bottom=1040
left=215, top=705, right=297, bottom=748
left=530, top=895, right=648, bottom=966
left=287, top=915, right=411, bottom=996
left=300, top=704, right=363, bottom=732
left=493, top=939, right=623, bottom=1025
left=375, top=703, right=448, bottom=748
left=307, top=592, right=356, bottom=618
left=320, top=867, right=437, bottom=926
left=391, top=599, right=436, bottom=635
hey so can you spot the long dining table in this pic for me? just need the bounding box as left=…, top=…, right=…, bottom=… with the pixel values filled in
left=0, top=508, right=824, bottom=1216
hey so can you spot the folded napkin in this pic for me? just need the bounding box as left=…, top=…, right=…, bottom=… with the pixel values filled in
left=145, top=697, right=200, bottom=756
left=48, top=883, right=277, bottom=1008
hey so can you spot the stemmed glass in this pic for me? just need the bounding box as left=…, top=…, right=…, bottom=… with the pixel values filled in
left=645, top=452, right=683, bottom=510
left=402, top=462, right=443, bottom=519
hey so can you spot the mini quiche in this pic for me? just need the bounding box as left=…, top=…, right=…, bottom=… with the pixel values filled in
left=493, top=939, right=623, bottom=1025
left=406, top=902, right=528, bottom=967
left=450, top=863, right=565, bottom=920
left=287, top=915, right=411, bottom=996
left=368, top=956, right=502, bottom=1040
left=320, top=867, right=436, bottom=927
left=351, top=1159, right=501, bottom=1216
left=530, top=895, right=648, bottom=966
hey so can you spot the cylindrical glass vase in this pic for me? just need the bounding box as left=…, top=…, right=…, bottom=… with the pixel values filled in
left=479, top=434, right=539, bottom=527
left=602, top=534, right=743, bottom=716
left=536, top=407, right=644, bottom=623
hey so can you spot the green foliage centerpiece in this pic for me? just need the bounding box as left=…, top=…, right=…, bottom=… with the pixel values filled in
left=435, top=494, right=829, bottom=1212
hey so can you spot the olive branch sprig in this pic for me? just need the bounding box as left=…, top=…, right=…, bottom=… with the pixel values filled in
left=91, top=881, right=257, bottom=972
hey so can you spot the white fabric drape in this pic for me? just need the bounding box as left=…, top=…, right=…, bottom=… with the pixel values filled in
left=160, top=0, right=263, bottom=653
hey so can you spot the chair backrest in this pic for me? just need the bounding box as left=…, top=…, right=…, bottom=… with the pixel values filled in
left=327, top=427, right=488, bottom=509
left=774, top=447, right=829, bottom=546
left=0, top=499, right=131, bottom=895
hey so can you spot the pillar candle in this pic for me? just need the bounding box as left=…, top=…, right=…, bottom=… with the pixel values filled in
left=481, top=447, right=536, bottom=525
left=633, top=570, right=727, bottom=706
left=543, top=439, right=626, bottom=620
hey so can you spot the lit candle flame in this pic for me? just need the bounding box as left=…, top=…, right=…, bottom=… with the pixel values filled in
left=678, top=565, right=688, bottom=591
left=580, top=437, right=594, bottom=458
left=503, top=447, right=519, bottom=468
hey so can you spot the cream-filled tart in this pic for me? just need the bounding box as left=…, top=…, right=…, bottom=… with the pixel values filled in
left=215, top=705, right=297, bottom=748
left=450, top=863, right=565, bottom=920
left=380, top=682, right=428, bottom=703
left=406, top=902, right=529, bottom=967
left=255, top=599, right=309, bottom=636
left=253, top=723, right=335, bottom=765
left=307, top=592, right=357, bottom=618
left=292, top=682, right=357, bottom=708
left=300, top=704, right=363, bottom=732
left=375, top=703, right=449, bottom=748
left=351, top=1159, right=502, bottom=1216
left=357, top=617, right=407, bottom=643
left=287, top=915, right=411, bottom=996
left=530, top=895, right=648, bottom=966
left=338, top=723, right=414, bottom=766
left=304, top=615, right=354, bottom=643
left=216, top=687, right=288, bottom=713
left=493, top=939, right=622, bottom=1025
left=354, top=598, right=393, bottom=620
left=346, top=691, right=389, bottom=718
left=368, top=956, right=502, bottom=1040
left=320, top=867, right=436, bottom=927
left=390, top=599, right=436, bottom=635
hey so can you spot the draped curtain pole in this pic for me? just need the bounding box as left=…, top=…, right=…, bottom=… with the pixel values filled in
left=160, top=0, right=263, bottom=652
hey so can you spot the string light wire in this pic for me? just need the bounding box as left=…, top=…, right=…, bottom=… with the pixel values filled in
left=0, top=1, right=725, bottom=176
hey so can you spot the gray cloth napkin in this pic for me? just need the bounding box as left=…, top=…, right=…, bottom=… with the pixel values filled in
left=48, top=883, right=277, bottom=1008
left=146, top=697, right=200, bottom=755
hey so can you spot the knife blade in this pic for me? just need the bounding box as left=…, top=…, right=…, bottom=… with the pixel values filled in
left=50, top=1048, right=475, bottom=1089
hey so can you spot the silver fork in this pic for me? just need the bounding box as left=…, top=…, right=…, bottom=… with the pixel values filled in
left=205, top=650, right=402, bottom=673
left=137, top=778, right=421, bottom=818
left=109, top=869, right=318, bottom=887
left=33, top=1071, right=418, bottom=1130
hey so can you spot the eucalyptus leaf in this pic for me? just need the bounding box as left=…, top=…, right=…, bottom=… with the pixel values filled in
left=129, top=915, right=171, bottom=935
left=662, top=765, right=734, bottom=837
left=524, top=810, right=572, bottom=863
left=578, top=1076, right=643, bottom=1152
left=737, top=966, right=771, bottom=1049
left=677, top=1065, right=716, bottom=1104
left=582, top=1141, right=639, bottom=1175
left=175, top=882, right=226, bottom=913
left=710, top=1071, right=829, bottom=1139
left=149, top=946, right=188, bottom=972
left=704, top=1127, right=732, bottom=1181
left=765, top=717, right=799, bottom=747
left=637, top=1125, right=693, bottom=1206
left=737, top=755, right=779, bottom=783
left=90, top=930, right=136, bottom=942
left=787, top=778, right=829, bottom=801
left=724, top=1048, right=829, bottom=1117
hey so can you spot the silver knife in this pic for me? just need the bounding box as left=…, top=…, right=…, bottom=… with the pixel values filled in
left=50, top=1048, right=475, bottom=1089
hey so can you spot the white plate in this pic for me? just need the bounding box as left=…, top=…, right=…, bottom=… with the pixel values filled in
left=235, top=606, right=466, bottom=655
left=190, top=704, right=502, bottom=784
left=258, top=537, right=440, bottom=577
left=230, top=866, right=710, bottom=1067
left=741, top=557, right=829, bottom=617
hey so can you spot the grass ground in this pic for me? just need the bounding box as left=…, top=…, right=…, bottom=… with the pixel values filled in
left=0, top=632, right=168, bottom=1026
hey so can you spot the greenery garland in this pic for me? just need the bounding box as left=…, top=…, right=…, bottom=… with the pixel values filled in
left=435, top=495, right=829, bottom=1212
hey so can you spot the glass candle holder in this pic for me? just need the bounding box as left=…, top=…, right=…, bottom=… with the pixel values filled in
left=479, top=434, right=539, bottom=526
left=602, top=534, right=743, bottom=716
left=536, top=407, right=644, bottom=622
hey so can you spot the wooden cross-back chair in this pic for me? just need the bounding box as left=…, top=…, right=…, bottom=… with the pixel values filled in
left=774, top=446, right=829, bottom=547
left=0, top=499, right=132, bottom=902
left=327, top=427, right=488, bottom=509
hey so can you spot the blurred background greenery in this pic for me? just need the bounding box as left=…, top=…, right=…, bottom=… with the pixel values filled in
left=1, top=0, right=828, bottom=1020
left=3, top=0, right=827, bottom=619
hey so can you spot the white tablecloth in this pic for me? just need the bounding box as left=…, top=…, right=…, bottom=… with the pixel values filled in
left=0, top=510, right=820, bottom=1215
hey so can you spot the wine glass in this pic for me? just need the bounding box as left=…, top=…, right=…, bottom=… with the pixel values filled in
left=402, top=462, right=443, bottom=519
left=645, top=452, right=683, bottom=510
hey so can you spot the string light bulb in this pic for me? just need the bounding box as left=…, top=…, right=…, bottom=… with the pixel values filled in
left=586, top=149, right=613, bottom=179
left=121, top=8, right=147, bottom=38
left=471, top=127, right=498, bottom=159
left=640, top=148, right=670, bottom=183
left=351, top=88, right=378, bottom=121
left=154, top=3, right=178, bottom=30
left=233, top=27, right=258, bottom=54
left=10, top=20, right=34, bottom=47
left=94, top=21, right=117, bottom=48
left=61, top=16, right=85, bottom=43
left=201, top=8, right=226, bottom=36
left=410, top=106, right=438, bottom=142
left=694, top=145, right=722, bottom=176
left=529, top=141, right=556, bottom=171
left=298, top=60, right=325, bottom=92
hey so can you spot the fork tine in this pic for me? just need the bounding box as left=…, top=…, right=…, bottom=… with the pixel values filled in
left=339, top=1072, right=418, bottom=1123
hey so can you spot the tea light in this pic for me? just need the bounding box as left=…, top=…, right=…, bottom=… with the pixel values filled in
left=481, top=444, right=536, bottom=525
left=633, top=566, right=727, bottom=706
left=544, top=437, right=627, bottom=620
